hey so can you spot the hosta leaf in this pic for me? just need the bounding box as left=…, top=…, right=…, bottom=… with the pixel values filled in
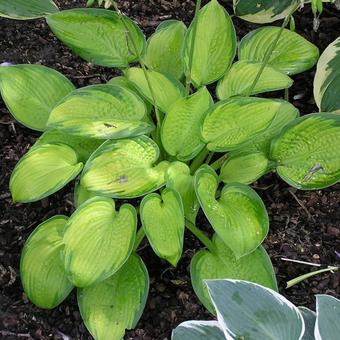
left=63, top=197, right=136, bottom=287
left=271, top=113, right=340, bottom=189
left=239, top=26, right=319, bottom=75
left=126, top=67, right=185, bottom=113
left=81, top=136, right=169, bottom=198
left=0, top=0, right=58, bottom=19
left=165, top=162, right=199, bottom=224
left=0, top=64, right=74, bottom=131
left=220, top=152, right=270, bottom=185
left=74, top=181, right=99, bottom=208
left=143, top=20, right=187, bottom=80
left=141, top=188, right=184, bottom=266
left=47, top=9, right=145, bottom=67
left=206, top=280, right=304, bottom=340
left=217, top=61, right=293, bottom=100
left=202, top=97, right=296, bottom=152
left=48, top=84, right=154, bottom=139
left=314, top=37, right=340, bottom=112
left=10, top=143, right=83, bottom=203
left=162, top=87, right=213, bottom=160
left=195, top=166, right=268, bottom=258
left=183, top=0, right=236, bottom=87
left=78, top=254, right=149, bottom=340
left=191, top=234, right=277, bottom=313
left=299, top=307, right=316, bottom=340
left=20, top=216, right=73, bottom=309
left=172, top=321, right=225, bottom=340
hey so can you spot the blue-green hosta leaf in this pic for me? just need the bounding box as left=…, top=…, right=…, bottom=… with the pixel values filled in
left=0, top=64, right=74, bottom=131
left=10, top=143, right=83, bottom=203
left=0, top=0, right=58, bottom=19
left=20, top=216, right=73, bottom=309
left=195, top=166, right=268, bottom=259
left=63, top=197, right=136, bottom=287
left=47, top=84, right=154, bottom=139
left=172, top=321, right=225, bottom=340
left=165, top=162, right=199, bottom=224
left=47, top=9, right=145, bottom=68
left=239, top=26, right=319, bottom=75
left=78, top=254, right=149, bottom=340
left=183, top=0, right=236, bottom=87
left=143, top=20, right=187, bottom=80
left=299, top=307, right=316, bottom=340
left=74, top=181, right=99, bottom=208
left=202, top=97, right=296, bottom=152
left=81, top=136, right=169, bottom=198
left=191, top=234, right=277, bottom=313
left=217, top=61, right=293, bottom=100
left=220, top=152, right=270, bottom=185
left=126, top=67, right=185, bottom=113
left=314, top=37, right=340, bottom=112
left=141, top=188, right=184, bottom=266
left=162, top=87, right=213, bottom=161
left=271, top=113, right=340, bottom=189
left=206, top=279, right=304, bottom=340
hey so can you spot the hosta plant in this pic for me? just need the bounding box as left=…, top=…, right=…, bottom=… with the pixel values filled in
left=1, top=0, right=340, bottom=339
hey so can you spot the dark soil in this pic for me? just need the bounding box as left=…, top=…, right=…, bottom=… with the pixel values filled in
left=1, top=1, right=339, bottom=339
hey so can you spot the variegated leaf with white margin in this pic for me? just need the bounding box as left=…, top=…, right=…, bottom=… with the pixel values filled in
left=172, top=321, right=225, bottom=340
left=10, top=143, right=83, bottom=203
left=80, top=136, right=170, bottom=198
left=78, top=254, right=149, bottom=340
left=206, top=279, right=305, bottom=340
left=298, top=307, right=316, bottom=340
left=63, top=197, right=136, bottom=287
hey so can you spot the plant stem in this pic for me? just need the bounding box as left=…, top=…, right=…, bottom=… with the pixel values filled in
left=210, top=153, right=228, bottom=171
left=190, top=147, right=209, bottom=174
left=133, top=226, right=146, bottom=252
left=185, top=219, right=215, bottom=253
left=206, top=151, right=215, bottom=165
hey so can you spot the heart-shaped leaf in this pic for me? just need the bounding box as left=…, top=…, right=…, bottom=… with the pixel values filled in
left=143, top=20, right=187, bottom=80
left=299, top=307, right=316, bottom=340
left=47, top=9, right=145, bottom=67
left=10, top=143, right=83, bottom=203
left=271, top=113, right=340, bottom=189
left=48, top=84, right=154, bottom=139
left=0, top=0, right=58, bottom=19
left=81, top=136, right=169, bottom=198
left=0, top=64, right=74, bottom=131
left=314, top=37, right=340, bottom=112
left=195, top=166, right=269, bottom=258
left=20, top=216, right=73, bottom=309
left=141, top=188, right=185, bottom=266
left=172, top=321, right=225, bottom=340
left=78, top=254, right=149, bottom=340
left=162, top=87, right=213, bottom=161
left=126, top=67, right=185, bottom=113
left=191, top=234, right=277, bottom=313
left=183, top=0, right=236, bottom=87
left=63, top=197, right=136, bottom=287
left=217, top=61, right=293, bottom=100
left=239, top=26, right=319, bottom=75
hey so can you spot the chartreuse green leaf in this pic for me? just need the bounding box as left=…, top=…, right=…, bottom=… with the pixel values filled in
left=195, top=166, right=268, bottom=259
left=10, top=144, right=83, bottom=203
left=202, top=97, right=296, bottom=152
left=48, top=84, right=154, bottom=139
left=81, top=136, right=169, bottom=198
left=47, top=9, right=145, bottom=68
left=20, top=216, right=73, bottom=309
left=191, top=234, right=277, bottom=313
left=299, top=307, right=316, bottom=340
left=172, top=321, right=225, bottom=340
left=78, top=254, right=149, bottom=340
left=271, top=113, right=340, bottom=189
left=141, top=188, right=184, bottom=266
left=74, top=181, right=99, bottom=208
left=217, top=61, right=293, bottom=100
left=165, top=162, right=199, bottom=224
left=63, top=197, right=136, bottom=287
left=126, top=67, right=185, bottom=113
left=314, top=37, right=340, bottom=112
left=220, top=152, right=270, bottom=185
left=143, top=20, right=187, bottom=80
left=239, top=26, right=319, bottom=75
left=206, top=280, right=304, bottom=340
left=183, top=0, right=236, bottom=87
left=0, top=64, right=74, bottom=131
left=0, top=0, right=58, bottom=19
left=162, top=87, right=213, bottom=161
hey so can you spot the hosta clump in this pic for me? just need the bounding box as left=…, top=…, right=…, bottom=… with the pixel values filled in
left=1, top=0, right=340, bottom=339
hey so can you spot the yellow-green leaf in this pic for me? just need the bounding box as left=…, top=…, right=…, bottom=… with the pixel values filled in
left=74, top=181, right=99, bottom=208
